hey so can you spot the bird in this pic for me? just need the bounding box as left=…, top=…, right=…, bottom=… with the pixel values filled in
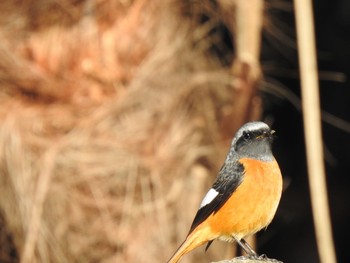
left=167, top=121, right=283, bottom=263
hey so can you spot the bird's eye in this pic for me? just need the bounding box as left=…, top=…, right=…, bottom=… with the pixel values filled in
left=243, top=131, right=251, bottom=140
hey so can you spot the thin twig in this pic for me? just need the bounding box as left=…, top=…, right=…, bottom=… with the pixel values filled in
left=21, top=143, right=61, bottom=263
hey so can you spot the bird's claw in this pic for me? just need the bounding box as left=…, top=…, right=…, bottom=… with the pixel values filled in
left=235, top=254, right=282, bottom=262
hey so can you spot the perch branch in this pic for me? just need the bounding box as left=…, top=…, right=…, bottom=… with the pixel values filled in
left=212, top=256, right=282, bottom=263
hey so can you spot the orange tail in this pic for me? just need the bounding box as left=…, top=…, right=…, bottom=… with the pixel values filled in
left=167, top=228, right=213, bottom=263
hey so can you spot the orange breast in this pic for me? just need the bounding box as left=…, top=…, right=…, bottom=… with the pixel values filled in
left=205, top=158, right=282, bottom=240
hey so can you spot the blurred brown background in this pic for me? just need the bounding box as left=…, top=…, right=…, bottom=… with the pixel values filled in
left=0, top=0, right=349, bottom=263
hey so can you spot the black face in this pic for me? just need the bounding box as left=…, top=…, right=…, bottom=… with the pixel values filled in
left=235, top=127, right=273, bottom=150
left=233, top=127, right=275, bottom=161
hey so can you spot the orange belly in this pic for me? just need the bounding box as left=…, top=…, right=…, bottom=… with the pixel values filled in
left=205, top=158, right=282, bottom=240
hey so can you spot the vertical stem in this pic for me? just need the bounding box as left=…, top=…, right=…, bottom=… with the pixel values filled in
left=235, top=0, right=264, bottom=64
left=294, top=1, right=337, bottom=263
left=226, top=0, right=264, bottom=135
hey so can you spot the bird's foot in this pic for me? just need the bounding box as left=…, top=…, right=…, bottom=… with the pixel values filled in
left=257, top=254, right=268, bottom=260
left=247, top=253, right=260, bottom=260
left=234, top=254, right=282, bottom=262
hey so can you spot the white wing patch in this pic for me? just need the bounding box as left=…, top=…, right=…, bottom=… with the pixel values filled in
left=199, top=188, right=219, bottom=208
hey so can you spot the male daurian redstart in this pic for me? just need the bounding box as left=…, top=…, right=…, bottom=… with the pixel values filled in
left=167, top=121, right=283, bottom=263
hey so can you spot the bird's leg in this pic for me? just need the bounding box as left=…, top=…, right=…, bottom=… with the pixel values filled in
left=234, top=237, right=259, bottom=258
left=241, top=238, right=259, bottom=257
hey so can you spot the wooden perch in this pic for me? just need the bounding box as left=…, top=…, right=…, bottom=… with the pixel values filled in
left=212, top=256, right=282, bottom=263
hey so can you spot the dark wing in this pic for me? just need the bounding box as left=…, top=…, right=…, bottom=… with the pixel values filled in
left=188, top=160, right=245, bottom=234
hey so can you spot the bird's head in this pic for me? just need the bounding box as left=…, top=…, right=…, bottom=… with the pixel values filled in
left=230, top=121, right=275, bottom=161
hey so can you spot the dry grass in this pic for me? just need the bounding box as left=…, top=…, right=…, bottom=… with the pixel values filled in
left=0, top=1, right=255, bottom=262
